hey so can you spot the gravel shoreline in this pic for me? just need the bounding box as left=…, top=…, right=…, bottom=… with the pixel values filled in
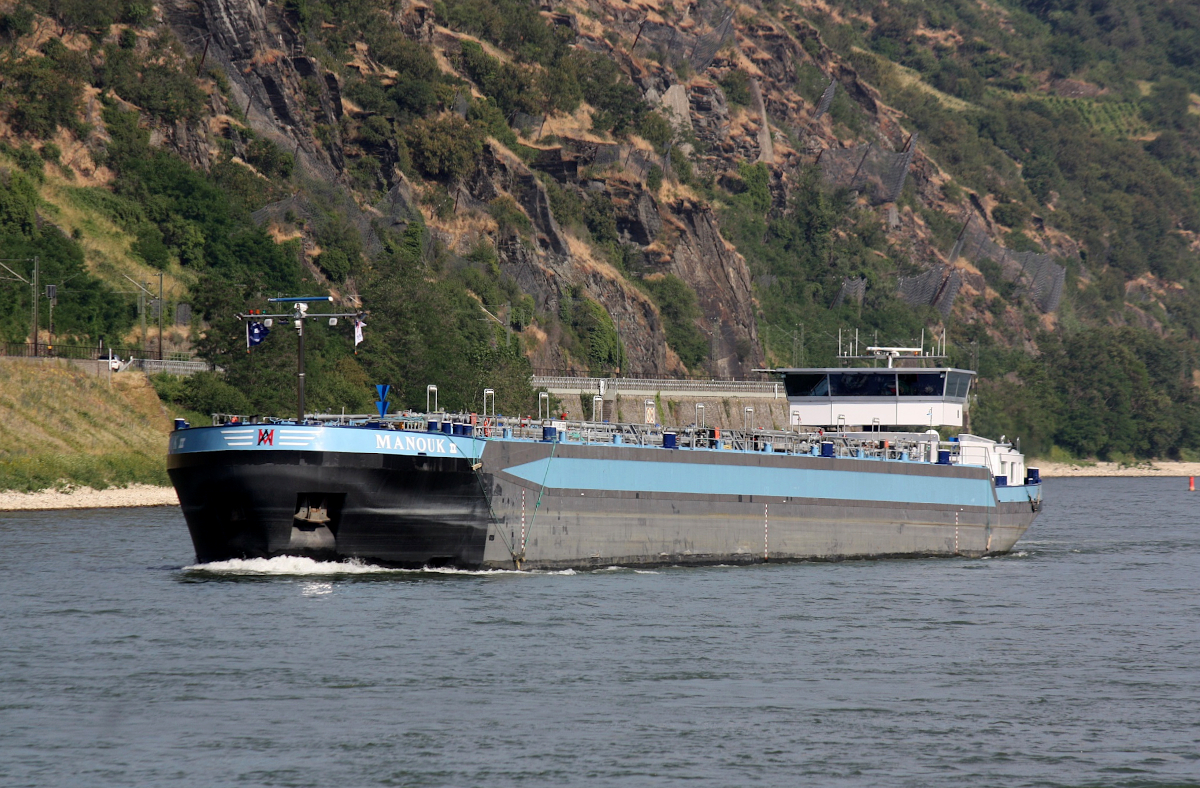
left=0, top=484, right=179, bottom=511
left=1035, top=461, right=1200, bottom=478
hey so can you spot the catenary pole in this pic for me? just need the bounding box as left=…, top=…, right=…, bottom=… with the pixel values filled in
left=32, top=257, right=38, bottom=357
left=0, top=258, right=39, bottom=355
left=158, top=273, right=164, bottom=361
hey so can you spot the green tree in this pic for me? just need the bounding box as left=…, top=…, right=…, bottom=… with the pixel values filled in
left=406, top=115, right=484, bottom=180
left=641, top=275, right=708, bottom=371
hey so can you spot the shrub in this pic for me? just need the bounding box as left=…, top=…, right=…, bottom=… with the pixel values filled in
left=100, top=45, right=205, bottom=122
left=459, top=40, right=541, bottom=117
left=637, top=110, right=674, bottom=153
left=583, top=194, right=618, bottom=245
left=154, top=371, right=251, bottom=415
left=132, top=225, right=170, bottom=268
left=488, top=196, right=531, bottom=236
left=575, top=52, right=646, bottom=135
left=13, top=144, right=44, bottom=178
left=0, top=8, right=34, bottom=41
left=245, top=138, right=294, bottom=179
left=640, top=274, right=708, bottom=370
left=992, top=202, right=1029, bottom=228
left=3, top=56, right=84, bottom=136
left=718, top=70, right=752, bottom=106
left=560, top=296, right=623, bottom=375
left=646, top=165, right=663, bottom=192
left=407, top=115, right=484, bottom=180
left=318, top=249, right=352, bottom=282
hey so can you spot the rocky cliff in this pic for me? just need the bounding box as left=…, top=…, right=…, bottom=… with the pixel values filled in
left=12, top=0, right=1182, bottom=378
left=148, top=0, right=1003, bottom=377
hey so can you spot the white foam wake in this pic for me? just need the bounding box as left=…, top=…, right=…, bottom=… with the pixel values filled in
left=184, top=556, right=402, bottom=575
left=183, top=557, right=579, bottom=577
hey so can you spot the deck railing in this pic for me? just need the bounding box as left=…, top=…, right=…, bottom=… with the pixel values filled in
left=532, top=375, right=779, bottom=395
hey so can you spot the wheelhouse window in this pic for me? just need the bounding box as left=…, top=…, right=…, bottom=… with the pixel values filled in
left=945, top=371, right=972, bottom=400
left=897, top=372, right=945, bottom=397
left=829, top=372, right=897, bottom=397
left=784, top=373, right=829, bottom=397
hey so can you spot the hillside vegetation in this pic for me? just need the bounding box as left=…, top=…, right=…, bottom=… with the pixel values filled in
left=0, top=0, right=1199, bottom=460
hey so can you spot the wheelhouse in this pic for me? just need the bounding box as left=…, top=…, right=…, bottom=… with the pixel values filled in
left=779, top=368, right=975, bottom=429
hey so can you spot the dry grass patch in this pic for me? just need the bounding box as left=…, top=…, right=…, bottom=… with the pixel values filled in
left=0, top=360, right=172, bottom=492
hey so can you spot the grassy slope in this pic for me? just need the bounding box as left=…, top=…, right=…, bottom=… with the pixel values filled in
left=37, top=173, right=191, bottom=304
left=0, top=359, right=172, bottom=491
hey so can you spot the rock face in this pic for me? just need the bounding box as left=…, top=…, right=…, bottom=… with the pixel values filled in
left=152, top=0, right=871, bottom=379
left=161, top=0, right=344, bottom=183
left=664, top=200, right=760, bottom=378
left=473, top=145, right=675, bottom=376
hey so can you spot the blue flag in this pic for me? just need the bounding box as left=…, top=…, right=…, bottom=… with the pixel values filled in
left=375, top=384, right=391, bottom=418
left=247, top=321, right=270, bottom=349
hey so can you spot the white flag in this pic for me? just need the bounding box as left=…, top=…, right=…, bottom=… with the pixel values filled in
left=354, top=319, right=364, bottom=347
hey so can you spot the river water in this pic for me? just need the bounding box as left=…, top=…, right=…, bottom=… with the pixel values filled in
left=1, top=477, right=1198, bottom=787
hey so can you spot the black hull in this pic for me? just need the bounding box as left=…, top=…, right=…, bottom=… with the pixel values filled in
left=169, top=451, right=490, bottom=567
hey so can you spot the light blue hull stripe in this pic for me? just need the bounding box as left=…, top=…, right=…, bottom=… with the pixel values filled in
left=505, top=457, right=997, bottom=508
left=995, top=485, right=1040, bottom=504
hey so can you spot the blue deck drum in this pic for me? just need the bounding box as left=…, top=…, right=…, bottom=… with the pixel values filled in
left=821, top=441, right=835, bottom=458
left=1025, top=468, right=1041, bottom=485
left=663, top=432, right=677, bottom=449
left=441, top=421, right=453, bottom=435
left=427, top=420, right=439, bottom=432
left=543, top=425, right=558, bottom=442
left=937, top=450, right=951, bottom=465
left=174, top=419, right=189, bottom=430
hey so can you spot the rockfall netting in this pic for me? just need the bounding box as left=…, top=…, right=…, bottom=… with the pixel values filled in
left=633, top=8, right=736, bottom=72
left=955, top=220, right=1066, bottom=313
left=251, top=181, right=418, bottom=260
left=817, top=134, right=918, bottom=205
left=813, top=79, right=836, bottom=119
left=831, top=276, right=866, bottom=308
left=250, top=193, right=313, bottom=227
left=512, top=112, right=545, bottom=135
left=897, top=265, right=962, bottom=318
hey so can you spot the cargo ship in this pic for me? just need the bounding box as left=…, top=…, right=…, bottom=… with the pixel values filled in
left=168, top=344, right=1041, bottom=569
